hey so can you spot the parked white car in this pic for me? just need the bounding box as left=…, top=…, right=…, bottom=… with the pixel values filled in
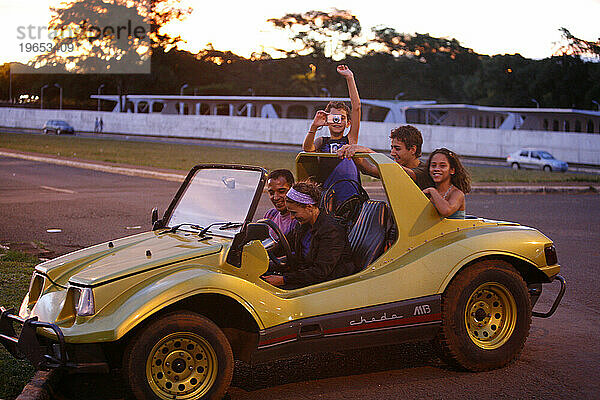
left=506, top=149, right=568, bottom=172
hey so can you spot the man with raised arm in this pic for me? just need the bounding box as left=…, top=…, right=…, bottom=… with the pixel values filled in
left=336, top=125, right=434, bottom=190
left=303, top=65, right=361, bottom=153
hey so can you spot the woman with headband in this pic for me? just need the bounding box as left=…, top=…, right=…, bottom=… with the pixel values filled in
left=262, top=181, right=358, bottom=289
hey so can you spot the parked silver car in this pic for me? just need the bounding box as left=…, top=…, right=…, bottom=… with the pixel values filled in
left=43, top=120, right=75, bottom=135
left=506, top=149, right=568, bottom=172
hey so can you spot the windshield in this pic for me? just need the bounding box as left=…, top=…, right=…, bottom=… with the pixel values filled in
left=539, top=151, right=554, bottom=159
left=166, top=167, right=263, bottom=236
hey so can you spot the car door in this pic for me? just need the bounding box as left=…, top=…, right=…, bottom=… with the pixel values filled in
left=518, top=150, right=530, bottom=169
left=530, top=151, right=542, bottom=169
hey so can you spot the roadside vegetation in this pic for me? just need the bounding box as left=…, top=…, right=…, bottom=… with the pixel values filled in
left=1, top=132, right=599, bottom=184
left=0, top=250, right=38, bottom=400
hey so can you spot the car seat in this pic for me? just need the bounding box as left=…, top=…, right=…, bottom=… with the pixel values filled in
left=348, top=200, right=395, bottom=271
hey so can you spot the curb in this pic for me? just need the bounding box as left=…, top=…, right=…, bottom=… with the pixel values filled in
left=472, top=185, right=599, bottom=194
left=1, top=149, right=598, bottom=194
left=0, top=150, right=185, bottom=182
left=16, top=369, right=63, bottom=400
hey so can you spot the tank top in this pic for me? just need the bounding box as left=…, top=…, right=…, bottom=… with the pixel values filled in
left=319, top=136, right=350, bottom=153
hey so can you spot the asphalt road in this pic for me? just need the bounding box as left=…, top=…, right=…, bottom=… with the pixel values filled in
left=1, top=156, right=599, bottom=399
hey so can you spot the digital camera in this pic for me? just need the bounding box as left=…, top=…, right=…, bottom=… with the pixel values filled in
left=327, top=114, right=342, bottom=124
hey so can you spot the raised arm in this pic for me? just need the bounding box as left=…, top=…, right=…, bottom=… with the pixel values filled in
left=303, top=110, right=328, bottom=152
left=337, top=65, right=361, bottom=144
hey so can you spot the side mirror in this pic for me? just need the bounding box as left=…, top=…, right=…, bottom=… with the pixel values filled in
left=151, top=208, right=164, bottom=230
left=244, top=223, right=269, bottom=242
left=226, top=223, right=269, bottom=267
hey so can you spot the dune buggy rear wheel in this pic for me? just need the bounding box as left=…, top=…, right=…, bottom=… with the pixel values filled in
left=123, top=311, right=233, bottom=400
left=435, top=260, right=531, bottom=371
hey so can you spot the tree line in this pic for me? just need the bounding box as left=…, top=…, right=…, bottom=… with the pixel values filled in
left=0, top=2, right=598, bottom=111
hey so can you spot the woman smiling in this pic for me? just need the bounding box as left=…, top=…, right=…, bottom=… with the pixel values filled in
left=262, top=181, right=358, bottom=289
left=422, top=148, right=472, bottom=219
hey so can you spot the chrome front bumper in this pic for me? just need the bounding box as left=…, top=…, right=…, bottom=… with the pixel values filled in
left=531, top=274, right=566, bottom=318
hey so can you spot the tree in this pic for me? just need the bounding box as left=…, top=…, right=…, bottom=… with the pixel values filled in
left=29, top=0, right=191, bottom=74
left=370, top=27, right=475, bottom=60
left=555, top=28, right=600, bottom=60
left=267, top=9, right=363, bottom=60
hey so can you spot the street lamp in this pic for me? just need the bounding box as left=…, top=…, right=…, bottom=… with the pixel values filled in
left=531, top=98, right=540, bottom=108
left=394, top=92, right=405, bottom=100
left=40, top=84, right=50, bottom=109
left=97, top=84, right=105, bottom=111
left=8, top=62, right=12, bottom=103
left=54, top=83, right=62, bottom=110
left=179, top=83, right=189, bottom=114
left=592, top=100, right=600, bottom=111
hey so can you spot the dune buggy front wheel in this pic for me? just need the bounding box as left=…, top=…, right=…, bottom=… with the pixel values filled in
left=124, top=311, right=233, bottom=400
left=435, top=260, right=531, bottom=371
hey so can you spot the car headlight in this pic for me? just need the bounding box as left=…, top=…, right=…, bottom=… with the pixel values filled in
left=27, top=273, right=44, bottom=308
left=73, top=287, right=95, bottom=316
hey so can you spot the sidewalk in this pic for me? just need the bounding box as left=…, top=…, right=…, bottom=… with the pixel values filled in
left=1, top=148, right=598, bottom=193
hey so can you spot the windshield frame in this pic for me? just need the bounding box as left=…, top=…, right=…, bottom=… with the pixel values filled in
left=158, top=164, right=267, bottom=236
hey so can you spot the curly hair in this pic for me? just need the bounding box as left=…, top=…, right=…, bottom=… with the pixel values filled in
left=285, top=180, right=323, bottom=207
left=390, top=125, right=424, bottom=157
left=325, top=101, right=351, bottom=122
left=427, top=148, right=472, bottom=194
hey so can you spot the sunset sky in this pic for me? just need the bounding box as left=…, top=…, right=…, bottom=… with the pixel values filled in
left=1, top=0, right=598, bottom=64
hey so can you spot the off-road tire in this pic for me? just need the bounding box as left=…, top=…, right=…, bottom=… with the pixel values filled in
left=434, top=260, right=531, bottom=371
left=123, top=311, right=233, bottom=400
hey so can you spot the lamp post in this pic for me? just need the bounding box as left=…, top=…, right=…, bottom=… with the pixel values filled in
left=592, top=100, right=600, bottom=111
left=97, top=84, right=105, bottom=111
left=531, top=98, right=540, bottom=108
left=40, top=84, right=50, bottom=109
left=8, top=63, right=12, bottom=103
left=54, top=83, right=62, bottom=110
left=179, top=83, right=189, bottom=114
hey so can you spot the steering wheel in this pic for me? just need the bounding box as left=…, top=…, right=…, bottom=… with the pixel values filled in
left=320, top=179, right=369, bottom=227
left=256, top=219, right=293, bottom=269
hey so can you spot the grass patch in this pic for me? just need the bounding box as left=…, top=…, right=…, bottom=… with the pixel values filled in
left=1, top=132, right=599, bottom=183
left=0, top=251, right=38, bottom=400
left=469, top=166, right=600, bottom=183
left=0, top=132, right=296, bottom=172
